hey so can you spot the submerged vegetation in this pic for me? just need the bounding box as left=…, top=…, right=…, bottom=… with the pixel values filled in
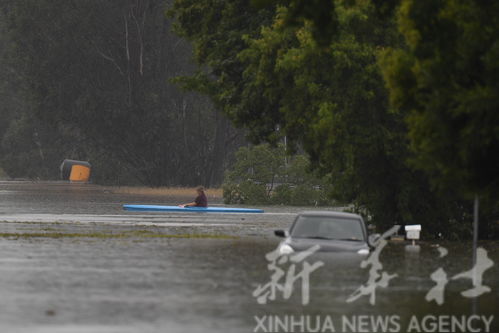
left=111, top=186, right=223, bottom=199
left=223, top=144, right=334, bottom=206
left=0, top=230, right=237, bottom=240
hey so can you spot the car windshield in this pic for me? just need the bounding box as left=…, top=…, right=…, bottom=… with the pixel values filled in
left=290, top=215, right=365, bottom=241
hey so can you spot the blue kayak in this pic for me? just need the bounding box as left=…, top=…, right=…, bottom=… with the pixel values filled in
left=123, top=204, right=264, bottom=213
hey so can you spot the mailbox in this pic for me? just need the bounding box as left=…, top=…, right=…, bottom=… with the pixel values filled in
left=405, top=224, right=421, bottom=241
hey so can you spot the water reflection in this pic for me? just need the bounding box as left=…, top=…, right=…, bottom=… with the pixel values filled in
left=0, top=181, right=497, bottom=332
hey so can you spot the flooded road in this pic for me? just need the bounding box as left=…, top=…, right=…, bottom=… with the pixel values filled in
left=0, top=181, right=497, bottom=332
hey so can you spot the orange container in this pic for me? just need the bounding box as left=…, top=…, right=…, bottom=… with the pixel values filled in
left=69, top=164, right=91, bottom=182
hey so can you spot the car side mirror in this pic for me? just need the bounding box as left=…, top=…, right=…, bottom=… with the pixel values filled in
left=368, top=233, right=381, bottom=247
left=274, top=230, right=286, bottom=238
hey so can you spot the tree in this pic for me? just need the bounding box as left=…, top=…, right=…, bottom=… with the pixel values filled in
left=223, top=144, right=333, bottom=205
left=379, top=0, right=499, bottom=199
left=0, top=0, right=244, bottom=186
left=168, top=0, right=275, bottom=142
left=223, top=144, right=284, bottom=204
left=171, top=0, right=485, bottom=237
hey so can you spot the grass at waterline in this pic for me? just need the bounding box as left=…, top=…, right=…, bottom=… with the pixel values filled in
left=110, top=186, right=223, bottom=199
left=0, top=168, right=6, bottom=179
left=0, top=230, right=237, bottom=240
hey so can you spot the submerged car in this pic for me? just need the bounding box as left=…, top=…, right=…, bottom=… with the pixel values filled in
left=274, top=211, right=380, bottom=255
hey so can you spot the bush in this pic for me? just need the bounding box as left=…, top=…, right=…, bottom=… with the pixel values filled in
left=271, top=184, right=293, bottom=204
left=290, top=185, right=321, bottom=206
left=223, top=181, right=269, bottom=205
left=223, top=144, right=335, bottom=206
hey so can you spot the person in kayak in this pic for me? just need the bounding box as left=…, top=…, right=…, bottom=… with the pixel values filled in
left=179, top=186, right=208, bottom=207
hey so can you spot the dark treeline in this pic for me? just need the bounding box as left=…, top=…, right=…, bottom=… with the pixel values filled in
left=0, top=0, right=244, bottom=186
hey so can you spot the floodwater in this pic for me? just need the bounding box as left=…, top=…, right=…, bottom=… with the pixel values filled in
left=0, top=181, right=497, bottom=333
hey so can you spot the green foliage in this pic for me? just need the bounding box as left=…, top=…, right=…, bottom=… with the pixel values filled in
left=176, top=0, right=429, bottom=225
left=272, top=184, right=333, bottom=206
left=223, top=144, right=334, bottom=206
left=170, top=0, right=493, bottom=239
left=271, top=184, right=293, bottom=204
left=376, top=0, right=499, bottom=239
left=223, top=144, right=285, bottom=204
left=223, top=181, right=269, bottom=205
left=379, top=0, right=499, bottom=200
left=168, top=0, right=277, bottom=143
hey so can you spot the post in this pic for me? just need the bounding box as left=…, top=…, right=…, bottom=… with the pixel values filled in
left=473, top=195, right=479, bottom=266
left=284, top=135, right=288, bottom=168
left=472, top=195, right=479, bottom=316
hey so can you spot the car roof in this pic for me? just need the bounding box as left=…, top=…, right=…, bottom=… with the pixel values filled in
left=299, top=210, right=363, bottom=220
